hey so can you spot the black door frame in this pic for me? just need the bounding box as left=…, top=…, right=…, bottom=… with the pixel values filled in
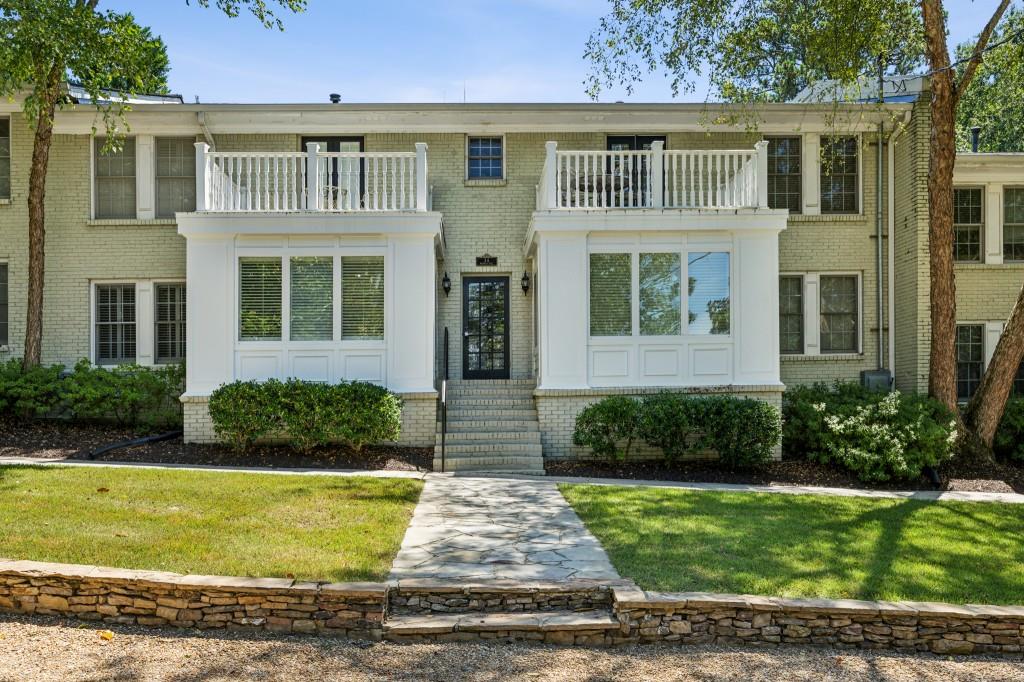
left=606, top=135, right=667, bottom=207
left=462, top=275, right=511, bottom=380
left=300, top=136, right=365, bottom=206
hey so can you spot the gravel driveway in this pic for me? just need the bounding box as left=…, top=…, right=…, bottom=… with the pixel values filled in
left=2, top=615, right=1023, bottom=681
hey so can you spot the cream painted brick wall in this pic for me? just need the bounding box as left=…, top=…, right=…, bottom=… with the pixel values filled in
left=536, top=386, right=783, bottom=461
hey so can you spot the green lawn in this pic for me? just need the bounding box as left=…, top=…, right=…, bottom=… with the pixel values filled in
left=0, top=466, right=421, bottom=582
left=561, top=484, right=1024, bottom=605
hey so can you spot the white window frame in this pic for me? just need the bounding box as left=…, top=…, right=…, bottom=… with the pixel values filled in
left=465, top=134, right=506, bottom=181
left=955, top=320, right=1004, bottom=402
left=801, top=133, right=863, bottom=216
left=90, top=279, right=185, bottom=366
left=764, top=134, right=803, bottom=214
left=234, top=246, right=387, bottom=353
left=1003, top=185, right=1024, bottom=263
left=154, top=136, right=198, bottom=218
left=0, top=114, right=11, bottom=203
left=153, top=281, right=187, bottom=364
left=952, top=185, right=985, bottom=263
left=0, top=259, right=9, bottom=350
left=818, top=133, right=862, bottom=216
left=780, top=271, right=862, bottom=356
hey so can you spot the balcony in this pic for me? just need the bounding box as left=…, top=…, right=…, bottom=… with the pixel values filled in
left=536, top=140, right=769, bottom=211
left=193, top=142, right=429, bottom=213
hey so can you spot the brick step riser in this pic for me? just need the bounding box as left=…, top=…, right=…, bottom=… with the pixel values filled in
left=432, top=457, right=544, bottom=468
left=445, top=400, right=535, bottom=408
left=444, top=379, right=536, bottom=387
left=432, top=463, right=545, bottom=474
left=445, top=390, right=536, bottom=398
left=446, top=410, right=538, bottom=420
left=436, top=433, right=542, bottom=444
left=432, top=444, right=543, bottom=455
left=443, top=421, right=540, bottom=432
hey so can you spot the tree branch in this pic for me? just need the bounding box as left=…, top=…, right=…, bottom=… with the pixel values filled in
left=956, top=0, right=1012, bottom=104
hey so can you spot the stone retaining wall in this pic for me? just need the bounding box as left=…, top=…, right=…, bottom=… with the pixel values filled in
left=0, top=560, right=386, bottom=639
left=389, top=581, right=615, bottom=615
left=612, top=586, right=1024, bottom=657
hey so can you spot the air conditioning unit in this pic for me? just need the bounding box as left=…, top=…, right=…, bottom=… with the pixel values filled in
left=860, top=369, right=892, bottom=392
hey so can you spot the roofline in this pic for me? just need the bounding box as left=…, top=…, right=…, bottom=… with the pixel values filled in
left=118, top=101, right=914, bottom=113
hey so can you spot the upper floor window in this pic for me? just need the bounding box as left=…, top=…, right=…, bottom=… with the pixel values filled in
left=0, top=118, right=10, bottom=201
left=467, top=137, right=503, bottom=179
left=1004, top=188, right=1024, bottom=262
left=94, top=138, right=136, bottom=219
left=820, top=136, right=858, bottom=214
left=956, top=324, right=984, bottom=401
left=953, top=187, right=983, bottom=263
left=766, top=137, right=801, bottom=213
left=95, top=284, right=136, bottom=364
left=156, top=137, right=196, bottom=217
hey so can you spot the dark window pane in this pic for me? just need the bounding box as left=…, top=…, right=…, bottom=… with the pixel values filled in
left=956, top=324, right=984, bottom=400
left=953, top=188, right=982, bottom=262
left=820, top=136, right=858, bottom=214
left=468, top=137, right=503, bottom=179
left=820, top=275, right=858, bottom=353
left=1004, top=189, right=1024, bottom=261
left=779, top=275, right=803, bottom=354
left=767, top=137, right=801, bottom=213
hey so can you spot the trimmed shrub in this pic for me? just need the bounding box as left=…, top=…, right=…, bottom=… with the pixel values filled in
left=0, top=360, right=65, bottom=418
left=572, top=396, right=642, bottom=461
left=697, top=395, right=782, bottom=468
left=994, top=397, right=1024, bottom=463
left=782, top=382, right=881, bottom=461
left=62, top=360, right=184, bottom=429
left=208, top=379, right=402, bottom=453
left=821, top=391, right=957, bottom=482
left=575, top=392, right=781, bottom=467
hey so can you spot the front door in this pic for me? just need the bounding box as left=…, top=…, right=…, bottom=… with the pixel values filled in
left=462, top=276, right=510, bottom=380
left=300, top=136, right=364, bottom=209
left=606, top=135, right=667, bottom=207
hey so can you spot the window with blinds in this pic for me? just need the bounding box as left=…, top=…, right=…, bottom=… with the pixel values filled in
left=341, top=256, right=384, bottom=340
left=290, top=257, right=333, bottom=341
left=589, top=253, right=632, bottom=336
left=779, top=275, right=804, bottom=354
left=94, top=138, right=136, bottom=219
left=688, top=252, right=730, bottom=335
left=639, top=252, right=680, bottom=336
left=0, top=263, right=7, bottom=346
left=0, top=118, right=10, bottom=201
left=156, top=137, right=196, bottom=217
left=239, top=258, right=282, bottom=340
left=95, top=284, right=136, bottom=364
left=155, top=283, right=186, bottom=363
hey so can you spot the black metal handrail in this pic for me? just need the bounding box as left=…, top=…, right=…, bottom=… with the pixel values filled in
left=440, top=327, right=449, bottom=473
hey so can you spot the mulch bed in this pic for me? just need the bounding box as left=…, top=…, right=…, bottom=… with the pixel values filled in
left=0, top=419, right=432, bottom=472
left=545, top=457, right=1024, bottom=494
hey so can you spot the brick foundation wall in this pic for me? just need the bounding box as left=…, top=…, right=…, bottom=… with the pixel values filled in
left=0, top=560, right=385, bottom=638
left=181, top=392, right=436, bottom=447
left=534, top=385, right=784, bottom=462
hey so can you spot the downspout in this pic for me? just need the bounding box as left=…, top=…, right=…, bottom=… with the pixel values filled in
left=877, top=120, right=885, bottom=371
left=887, top=112, right=911, bottom=382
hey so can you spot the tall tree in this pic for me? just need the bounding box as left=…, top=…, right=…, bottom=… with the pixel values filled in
left=585, top=0, right=1016, bottom=453
left=955, top=8, right=1024, bottom=152
left=0, top=0, right=305, bottom=370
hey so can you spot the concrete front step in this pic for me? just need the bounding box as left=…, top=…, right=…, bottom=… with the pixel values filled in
left=432, top=454, right=544, bottom=467
left=445, top=388, right=536, bottom=399
left=445, top=379, right=536, bottom=387
left=383, top=610, right=620, bottom=644
left=444, top=420, right=540, bottom=432
left=443, top=398, right=535, bottom=408
left=435, top=430, right=541, bottom=444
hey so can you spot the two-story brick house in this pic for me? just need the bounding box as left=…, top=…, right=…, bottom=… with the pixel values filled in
left=1, top=83, right=1021, bottom=473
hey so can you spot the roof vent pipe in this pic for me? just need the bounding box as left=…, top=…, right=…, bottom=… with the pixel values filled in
left=971, top=126, right=981, bottom=153
left=329, top=93, right=341, bottom=104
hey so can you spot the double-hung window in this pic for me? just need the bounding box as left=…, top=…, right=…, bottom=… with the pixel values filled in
left=0, top=117, right=10, bottom=201
left=467, top=137, right=503, bottom=179
left=156, top=137, right=196, bottom=217
left=766, top=137, right=802, bottom=212
left=238, top=255, right=385, bottom=343
left=94, top=138, right=136, bottom=219
left=0, top=263, right=7, bottom=347
left=778, top=274, right=860, bottom=355
left=956, top=324, right=984, bottom=401
left=820, top=136, right=859, bottom=214
left=953, top=187, right=983, bottom=263
left=588, top=250, right=727, bottom=337
left=95, top=284, right=137, bottom=364
left=1004, top=188, right=1024, bottom=262
left=155, top=283, right=186, bottom=364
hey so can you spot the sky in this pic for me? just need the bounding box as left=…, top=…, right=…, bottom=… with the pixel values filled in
left=106, top=0, right=996, bottom=104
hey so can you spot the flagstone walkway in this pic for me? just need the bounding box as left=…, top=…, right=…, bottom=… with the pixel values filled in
left=389, top=476, right=620, bottom=582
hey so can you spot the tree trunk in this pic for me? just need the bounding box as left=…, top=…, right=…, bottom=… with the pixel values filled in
left=921, top=0, right=958, bottom=414
left=22, top=69, right=62, bottom=370
left=966, top=282, right=1024, bottom=447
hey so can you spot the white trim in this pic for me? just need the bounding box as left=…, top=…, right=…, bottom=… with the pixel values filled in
left=952, top=184, right=986, bottom=264
left=89, top=279, right=185, bottom=367
left=762, top=134, right=804, bottom=213
left=91, top=136, right=138, bottom=221
left=817, top=133, right=863, bottom=216
left=465, top=134, right=506, bottom=181
left=780, top=270, right=863, bottom=357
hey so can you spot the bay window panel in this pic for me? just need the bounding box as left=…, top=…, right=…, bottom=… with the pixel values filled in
left=239, top=257, right=282, bottom=341
left=687, top=252, right=730, bottom=335
left=290, top=257, right=333, bottom=341
left=341, top=256, right=384, bottom=340
left=819, top=275, right=858, bottom=353
left=779, top=275, right=803, bottom=354
left=95, top=138, right=136, bottom=219
left=589, top=253, right=631, bottom=336
left=639, top=252, right=681, bottom=336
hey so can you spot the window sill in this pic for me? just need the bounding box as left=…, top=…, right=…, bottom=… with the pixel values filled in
left=955, top=261, right=1024, bottom=269
left=787, top=213, right=867, bottom=223
left=87, top=218, right=178, bottom=227
left=0, top=198, right=10, bottom=206
left=464, top=178, right=507, bottom=187
left=781, top=353, right=864, bottom=362
left=0, top=345, right=9, bottom=353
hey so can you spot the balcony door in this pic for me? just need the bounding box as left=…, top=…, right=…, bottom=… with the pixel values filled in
left=301, top=136, right=363, bottom=209
left=462, top=276, right=510, bottom=380
left=606, top=135, right=666, bottom=207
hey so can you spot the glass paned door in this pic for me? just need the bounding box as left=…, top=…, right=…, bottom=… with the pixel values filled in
left=606, top=135, right=666, bottom=207
left=463, top=276, right=510, bottom=380
left=301, top=137, right=363, bottom=209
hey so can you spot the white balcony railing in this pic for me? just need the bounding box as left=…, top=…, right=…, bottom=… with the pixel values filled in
left=194, top=142, right=429, bottom=212
left=536, top=140, right=769, bottom=211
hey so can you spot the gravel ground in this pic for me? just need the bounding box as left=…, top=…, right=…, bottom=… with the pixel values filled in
left=2, top=615, right=1023, bottom=682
